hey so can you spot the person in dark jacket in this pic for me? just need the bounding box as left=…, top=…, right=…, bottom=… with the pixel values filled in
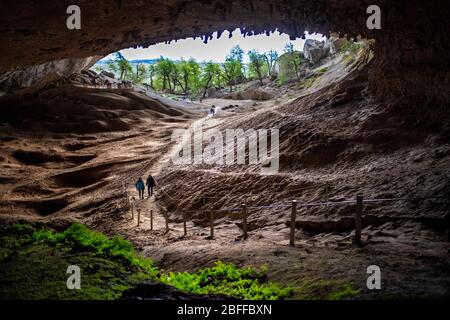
left=135, top=178, right=145, bottom=199
left=146, top=175, right=156, bottom=198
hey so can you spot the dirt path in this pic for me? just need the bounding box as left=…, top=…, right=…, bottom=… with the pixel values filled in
left=123, top=103, right=224, bottom=236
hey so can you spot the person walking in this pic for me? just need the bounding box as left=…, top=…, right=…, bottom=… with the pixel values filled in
left=146, top=175, right=156, bottom=198
left=135, top=178, right=145, bottom=200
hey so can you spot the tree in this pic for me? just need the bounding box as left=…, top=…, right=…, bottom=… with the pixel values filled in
left=200, top=61, right=221, bottom=98
left=155, top=57, right=176, bottom=91
left=221, top=46, right=245, bottom=92
left=248, top=50, right=267, bottom=85
left=107, top=52, right=132, bottom=80
left=283, top=43, right=302, bottom=80
left=175, top=59, right=201, bottom=96
left=148, top=64, right=156, bottom=89
left=229, top=45, right=244, bottom=64
left=221, top=58, right=242, bottom=92
left=264, top=50, right=279, bottom=75
left=131, top=63, right=147, bottom=84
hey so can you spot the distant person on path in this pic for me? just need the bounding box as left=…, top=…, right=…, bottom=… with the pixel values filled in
left=135, top=178, right=145, bottom=200
left=210, top=105, right=216, bottom=116
left=146, top=175, right=156, bottom=198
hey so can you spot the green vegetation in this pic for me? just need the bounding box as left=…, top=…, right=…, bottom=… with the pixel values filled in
left=98, top=40, right=365, bottom=98
left=248, top=50, right=267, bottom=85
left=283, top=42, right=304, bottom=81
left=0, top=222, right=361, bottom=300
left=0, top=222, right=151, bottom=299
left=32, top=223, right=157, bottom=277
left=160, top=261, right=292, bottom=300
left=0, top=222, right=292, bottom=300
left=340, top=41, right=362, bottom=55
left=106, top=52, right=133, bottom=80
left=276, top=44, right=305, bottom=85
left=316, top=66, right=329, bottom=74
left=340, top=42, right=363, bottom=67
left=100, top=44, right=282, bottom=97
left=292, top=279, right=360, bottom=300
left=302, top=76, right=318, bottom=89
left=299, top=66, right=329, bottom=89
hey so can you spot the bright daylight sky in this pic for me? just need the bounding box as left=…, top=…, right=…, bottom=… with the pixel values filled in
left=101, top=29, right=325, bottom=63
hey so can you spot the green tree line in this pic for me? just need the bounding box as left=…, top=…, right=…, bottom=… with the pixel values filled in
left=104, top=43, right=304, bottom=98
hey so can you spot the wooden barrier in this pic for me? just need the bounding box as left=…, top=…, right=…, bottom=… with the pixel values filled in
left=126, top=187, right=397, bottom=247
left=241, top=204, right=248, bottom=239
left=182, top=210, right=187, bottom=236
left=164, top=210, right=169, bottom=233
left=150, top=209, right=153, bottom=231
left=354, top=194, right=363, bottom=244
left=209, top=211, right=214, bottom=239
left=289, top=200, right=297, bottom=247
left=137, top=208, right=141, bottom=227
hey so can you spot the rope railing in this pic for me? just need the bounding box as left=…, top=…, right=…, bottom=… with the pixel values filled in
left=125, top=181, right=448, bottom=246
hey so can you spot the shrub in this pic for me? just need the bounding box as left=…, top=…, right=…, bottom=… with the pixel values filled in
left=161, top=261, right=292, bottom=300
left=33, top=223, right=158, bottom=277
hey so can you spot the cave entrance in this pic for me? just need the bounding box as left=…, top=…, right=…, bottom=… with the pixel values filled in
left=89, top=28, right=365, bottom=104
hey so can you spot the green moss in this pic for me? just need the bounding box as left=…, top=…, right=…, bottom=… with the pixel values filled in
left=0, top=223, right=152, bottom=299
left=302, top=76, right=317, bottom=89
left=32, top=223, right=158, bottom=278
left=316, top=66, right=329, bottom=74
left=292, top=278, right=360, bottom=300
left=343, top=54, right=355, bottom=66
left=340, top=42, right=362, bottom=55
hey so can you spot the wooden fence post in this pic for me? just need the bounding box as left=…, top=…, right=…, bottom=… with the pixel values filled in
left=241, top=204, right=248, bottom=239
left=354, top=194, right=363, bottom=245
left=137, top=208, right=141, bottom=227
left=289, top=200, right=297, bottom=247
left=123, top=182, right=130, bottom=207
left=209, top=210, right=214, bottom=239
left=125, top=191, right=130, bottom=207
left=182, top=210, right=187, bottom=236
left=150, top=210, right=153, bottom=230
left=165, top=210, right=169, bottom=233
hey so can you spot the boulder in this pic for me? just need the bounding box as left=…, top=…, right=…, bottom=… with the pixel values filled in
left=303, top=39, right=331, bottom=64
left=328, top=33, right=350, bottom=54
left=206, top=87, right=217, bottom=98
left=221, top=88, right=274, bottom=101
left=275, top=51, right=306, bottom=84
left=99, top=70, right=116, bottom=79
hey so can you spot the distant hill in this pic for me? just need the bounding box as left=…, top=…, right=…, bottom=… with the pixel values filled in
left=95, top=59, right=159, bottom=65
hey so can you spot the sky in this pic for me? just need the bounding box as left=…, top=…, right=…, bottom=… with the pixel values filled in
left=101, top=29, right=325, bottom=63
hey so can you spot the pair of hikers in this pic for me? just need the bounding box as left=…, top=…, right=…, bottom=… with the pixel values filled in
left=135, top=175, right=156, bottom=200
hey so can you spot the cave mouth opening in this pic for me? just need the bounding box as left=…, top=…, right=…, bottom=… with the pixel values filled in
left=88, top=27, right=362, bottom=101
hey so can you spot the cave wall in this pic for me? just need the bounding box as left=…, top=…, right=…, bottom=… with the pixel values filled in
left=0, top=56, right=101, bottom=94
left=0, top=0, right=448, bottom=108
